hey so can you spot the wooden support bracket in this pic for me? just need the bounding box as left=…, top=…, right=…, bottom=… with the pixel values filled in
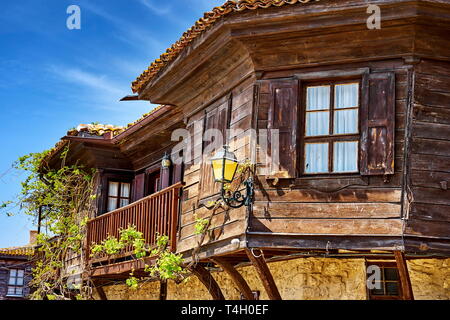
left=394, top=251, right=414, bottom=300
left=190, top=264, right=225, bottom=300
left=92, top=281, right=108, bottom=300
left=245, top=248, right=282, bottom=300
left=159, top=280, right=168, bottom=300
left=211, top=257, right=255, bottom=300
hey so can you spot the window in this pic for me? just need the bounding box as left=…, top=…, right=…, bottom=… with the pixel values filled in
left=146, top=170, right=161, bottom=196
left=7, top=269, right=25, bottom=297
left=367, top=262, right=402, bottom=300
left=107, top=181, right=131, bottom=212
left=303, top=81, right=360, bottom=174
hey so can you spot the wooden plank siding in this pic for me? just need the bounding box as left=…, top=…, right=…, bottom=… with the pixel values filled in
left=405, top=59, right=450, bottom=240
left=135, top=0, right=450, bottom=256
left=176, top=77, right=256, bottom=254
left=251, top=60, right=409, bottom=245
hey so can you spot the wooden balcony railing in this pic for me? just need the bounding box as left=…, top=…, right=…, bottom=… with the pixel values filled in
left=86, top=182, right=183, bottom=265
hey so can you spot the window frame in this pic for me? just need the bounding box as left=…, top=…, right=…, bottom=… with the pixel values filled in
left=366, top=261, right=403, bottom=300
left=299, top=78, right=362, bottom=176
left=106, top=180, right=132, bottom=212
left=145, top=165, right=162, bottom=196
left=6, top=268, right=25, bottom=298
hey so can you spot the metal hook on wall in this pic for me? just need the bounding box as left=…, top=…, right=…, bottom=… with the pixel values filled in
left=326, top=241, right=332, bottom=255
left=251, top=248, right=263, bottom=259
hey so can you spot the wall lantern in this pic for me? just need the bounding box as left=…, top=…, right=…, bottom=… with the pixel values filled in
left=161, top=152, right=172, bottom=169
left=210, top=145, right=254, bottom=208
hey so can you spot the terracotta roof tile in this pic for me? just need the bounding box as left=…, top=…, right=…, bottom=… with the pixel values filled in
left=70, top=124, right=126, bottom=137
left=0, top=246, right=34, bottom=257
left=41, top=105, right=168, bottom=165
left=131, top=0, right=320, bottom=93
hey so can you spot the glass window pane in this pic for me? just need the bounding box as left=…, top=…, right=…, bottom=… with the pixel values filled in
left=108, top=182, right=119, bottom=197
left=120, top=183, right=130, bottom=198
left=305, top=143, right=329, bottom=173
left=335, top=83, right=359, bottom=109
left=370, top=283, right=385, bottom=296
left=333, top=141, right=358, bottom=173
left=334, top=109, right=358, bottom=134
left=384, top=268, right=399, bottom=281
left=17, top=270, right=24, bottom=278
left=307, top=86, right=330, bottom=111
left=8, top=276, right=16, bottom=285
left=10, top=269, right=17, bottom=277
left=386, top=282, right=400, bottom=296
left=306, top=111, right=330, bottom=136
left=7, top=287, right=15, bottom=295
left=119, top=199, right=130, bottom=208
left=107, top=197, right=117, bottom=212
left=16, top=277, right=24, bottom=286
left=15, top=287, right=23, bottom=296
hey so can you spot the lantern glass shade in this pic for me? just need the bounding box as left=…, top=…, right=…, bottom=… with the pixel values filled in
left=211, top=146, right=239, bottom=183
left=161, top=154, right=171, bottom=169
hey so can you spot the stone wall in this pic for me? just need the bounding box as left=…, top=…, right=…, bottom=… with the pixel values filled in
left=407, top=259, right=450, bottom=300
left=95, top=257, right=450, bottom=300
left=97, top=257, right=367, bottom=300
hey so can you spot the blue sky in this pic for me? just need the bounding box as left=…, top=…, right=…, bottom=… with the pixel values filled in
left=0, top=0, right=224, bottom=248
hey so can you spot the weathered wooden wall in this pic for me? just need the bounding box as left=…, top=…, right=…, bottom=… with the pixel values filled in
left=162, top=0, right=450, bottom=255
left=250, top=59, right=411, bottom=250
left=177, top=74, right=256, bottom=254
left=405, top=59, right=450, bottom=251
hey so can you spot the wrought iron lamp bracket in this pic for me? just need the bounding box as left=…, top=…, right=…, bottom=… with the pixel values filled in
left=221, top=177, right=254, bottom=208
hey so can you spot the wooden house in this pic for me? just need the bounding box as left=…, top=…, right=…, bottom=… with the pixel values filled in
left=0, top=232, right=36, bottom=300
left=44, top=0, right=450, bottom=300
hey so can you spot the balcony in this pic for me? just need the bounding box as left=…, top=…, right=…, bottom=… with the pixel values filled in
left=86, top=182, right=183, bottom=277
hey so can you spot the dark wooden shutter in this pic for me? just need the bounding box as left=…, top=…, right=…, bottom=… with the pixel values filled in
left=171, top=154, right=184, bottom=184
left=360, top=72, right=395, bottom=175
left=267, top=79, right=299, bottom=178
left=132, top=173, right=146, bottom=201
left=160, top=167, right=171, bottom=190
left=185, top=114, right=204, bottom=173
left=198, top=100, right=231, bottom=199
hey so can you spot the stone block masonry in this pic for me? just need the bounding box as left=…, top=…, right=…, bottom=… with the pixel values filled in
left=95, top=257, right=450, bottom=300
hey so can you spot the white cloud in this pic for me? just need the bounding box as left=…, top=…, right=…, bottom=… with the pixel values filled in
left=81, top=2, right=166, bottom=54
left=138, top=0, right=172, bottom=16
left=49, top=65, right=125, bottom=97
left=46, top=64, right=152, bottom=116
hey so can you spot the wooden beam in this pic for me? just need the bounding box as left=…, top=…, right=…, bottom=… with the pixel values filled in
left=211, top=258, right=255, bottom=300
left=245, top=248, right=282, bottom=300
left=394, top=251, right=414, bottom=300
left=93, top=281, right=108, bottom=300
left=159, top=280, right=168, bottom=300
left=190, top=264, right=225, bottom=300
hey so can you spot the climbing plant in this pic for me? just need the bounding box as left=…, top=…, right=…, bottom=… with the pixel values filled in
left=90, top=225, right=188, bottom=289
left=1, top=146, right=97, bottom=300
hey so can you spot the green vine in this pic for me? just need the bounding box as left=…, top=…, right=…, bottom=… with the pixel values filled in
left=90, top=226, right=188, bottom=290
left=1, top=145, right=97, bottom=300
left=194, top=214, right=209, bottom=235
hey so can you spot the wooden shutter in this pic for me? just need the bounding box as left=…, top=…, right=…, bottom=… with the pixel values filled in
left=132, top=173, right=146, bottom=201
left=171, top=156, right=184, bottom=184
left=185, top=114, right=204, bottom=173
left=360, top=72, right=395, bottom=175
left=267, top=79, right=299, bottom=178
left=198, top=100, right=231, bottom=199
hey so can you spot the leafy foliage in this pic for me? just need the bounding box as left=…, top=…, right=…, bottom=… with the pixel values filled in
left=194, top=215, right=209, bottom=235
left=1, top=146, right=97, bottom=300
left=91, top=227, right=188, bottom=289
